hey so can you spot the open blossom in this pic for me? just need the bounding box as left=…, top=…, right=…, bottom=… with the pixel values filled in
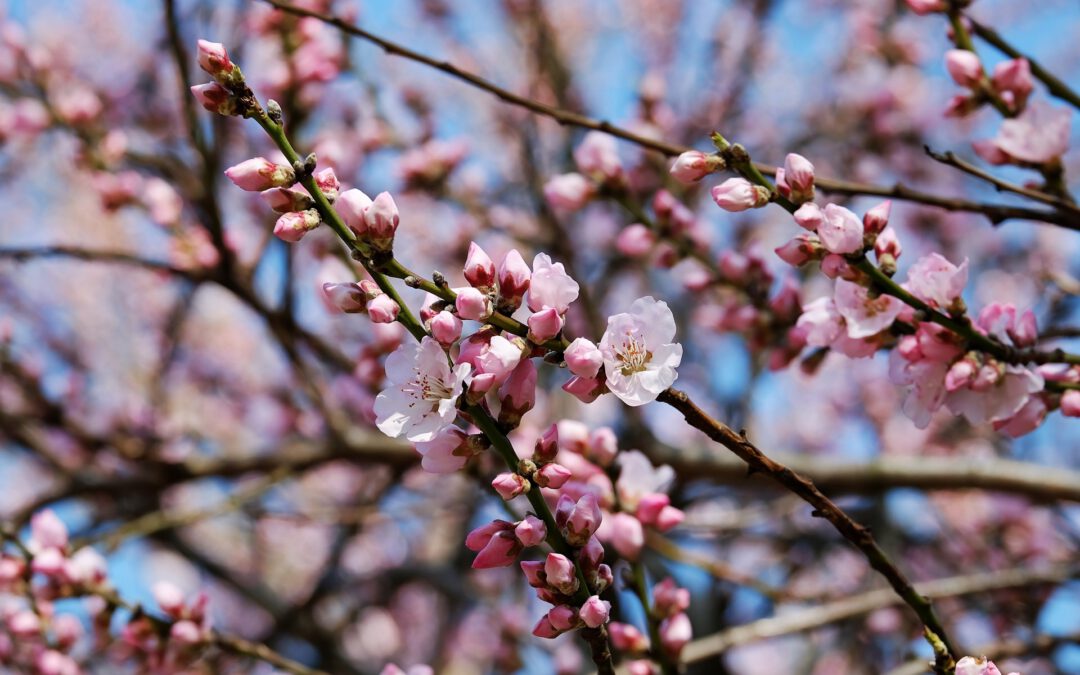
left=374, top=336, right=471, bottom=441
left=414, top=427, right=471, bottom=473
left=833, top=279, right=903, bottom=338
left=816, top=204, right=864, bottom=254
left=974, top=102, right=1071, bottom=165
left=528, top=254, right=579, bottom=314
left=573, top=131, right=623, bottom=182
left=544, top=173, right=594, bottom=211
left=946, top=364, right=1044, bottom=425
left=955, top=656, right=1015, bottom=675
left=905, top=253, right=968, bottom=309
left=600, top=296, right=682, bottom=406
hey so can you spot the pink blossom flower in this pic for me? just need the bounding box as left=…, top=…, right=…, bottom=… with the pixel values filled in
left=465, top=334, right=523, bottom=387
left=527, top=254, right=580, bottom=314
left=600, top=296, right=682, bottom=406
left=29, top=509, right=68, bottom=552
left=817, top=204, right=864, bottom=254
left=544, top=173, right=594, bottom=211
left=833, top=279, right=903, bottom=338
left=616, top=450, right=675, bottom=510
left=374, top=336, right=471, bottom=441
left=653, top=578, right=691, bottom=617
left=414, top=426, right=471, bottom=473
left=565, top=337, right=603, bottom=379
left=580, top=596, right=611, bottom=628
left=946, top=365, right=1044, bottom=425
left=711, top=178, right=769, bottom=212
left=994, top=395, right=1048, bottom=437
left=975, top=102, right=1071, bottom=164
left=225, top=157, right=294, bottom=191
left=905, top=253, right=969, bottom=309
left=797, top=296, right=844, bottom=347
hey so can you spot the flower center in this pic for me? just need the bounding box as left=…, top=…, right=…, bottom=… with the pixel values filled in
left=615, top=333, right=652, bottom=376
left=403, top=373, right=453, bottom=404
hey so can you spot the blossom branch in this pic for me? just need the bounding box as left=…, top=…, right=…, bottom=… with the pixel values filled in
left=254, top=0, right=1078, bottom=230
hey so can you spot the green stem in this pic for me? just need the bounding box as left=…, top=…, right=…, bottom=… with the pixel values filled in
left=630, top=561, right=677, bottom=675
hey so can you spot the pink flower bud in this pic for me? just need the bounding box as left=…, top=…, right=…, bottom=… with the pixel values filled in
left=497, top=249, right=532, bottom=309
left=544, top=173, right=594, bottom=211
left=535, top=424, right=560, bottom=464
left=314, top=168, right=339, bottom=201
left=154, top=582, right=187, bottom=617
left=8, top=610, right=40, bottom=637
left=904, top=0, right=946, bottom=15
left=52, top=615, right=82, bottom=648
left=992, top=58, right=1033, bottom=107
left=336, top=188, right=373, bottom=236
left=535, top=462, right=572, bottom=489
left=818, top=204, right=864, bottom=254
left=521, top=560, right=546, bottom=587
left=1061, top=390, right=1080, bottom=417
left=945, top=358, right=977, bottom=392
left=455, top=287, right=493, bottom=320
left=863, top=200, right=891, bottom=235
left=170, top=620, right=203, bottom=645
left=262, top=187, right=314, bottom=213
left=492, top=472, right=530, bottom=500
left=587, top=427, right=618, bottom=466
left=775, top=233, right=823, bottom=267
left=273, top=209, right=321, bottom=243
left=365, top=192, right=400, bottom=249
left=468, top=372, right=497, bottom=399
left=545, top=604, right=578, bottom=632
left=783, top=153, right=815, bottom=203
left=190, top=82, right=235, bottom=115
left=466, top=522, right=521, bottom=569
left=654, top=577, right=691, bottom=617
left=532, top=615, right=561, bottom=639
left=574, top=131, right=623, bottom=182
left=610, top=622, right=650, bottom=653
left=820, top=253, right=855, bottom=280
left=528, top=307, right=564, bottom=343
left=514, top=515, right=547, bottom=547
left=37, top=650, right=80, bottom=675
left=609, top=512, right=645, bottom=560
left=793, top=202, right=824, bottom=231
left=464, top=242, right=496, bottom=289
left=616, top=224, right=656, bottom=257
left=224, top=157, right=294, bottom=192
left=1008, top=310, right=1037, bottom=348
left=563, top=375, right=604, bottom=403
left=366, top=294, right=400, bottom=323
left=544, top=553, right=579, bottom=595
left=558, top=493, right=602, bottom=546
left=564, top=337, right=603, bottom=379
left=669, top=150, right=715, bottom=184
left=429, top=311, right=463, bottom=345
left=654, top=505, right=685, bottom=532
left=945, top=50, right=983, bottom=88
left=322, top=282, right=366, bottom=313
left=972, top=139, right=1010, bottom=165
left=196, top=40, right=235, bottom=79
left=874, top=226, right=902, bottom=259
left=659, top=613, right=692, bottom=657
left=30, top=547, right=65, bottom=576
left=635, top=493, right=670, bottom=526
left=499, top=359, right=537, bottom=425
left=580, top=596, right=611, bottom=628
left=711, top=178, right=770, bottom=212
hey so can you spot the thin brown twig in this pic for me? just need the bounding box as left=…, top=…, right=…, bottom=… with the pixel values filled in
left=924, top=146, right=1080, bottom=214
left=255, top=0, right=1078, bottom=230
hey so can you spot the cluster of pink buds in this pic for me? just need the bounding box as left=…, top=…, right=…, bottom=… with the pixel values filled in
left=322, top=278, right=400, bottom=323
left=543, top=132, right=626, bottom=211
left=609, top=577, right=693, bottom=673
left=944, top=50, right=1032, bottom=117
left=120, top=583, right=212, bottom=671
left=189, top=41, right=244, bottom=116
left=524, top=537, right=612, bottom=639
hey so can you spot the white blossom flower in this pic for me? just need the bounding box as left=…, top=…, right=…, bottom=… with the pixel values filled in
left=374, top=336, right=471, bottom=441
left=599, top=296, right=682, bottom=406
